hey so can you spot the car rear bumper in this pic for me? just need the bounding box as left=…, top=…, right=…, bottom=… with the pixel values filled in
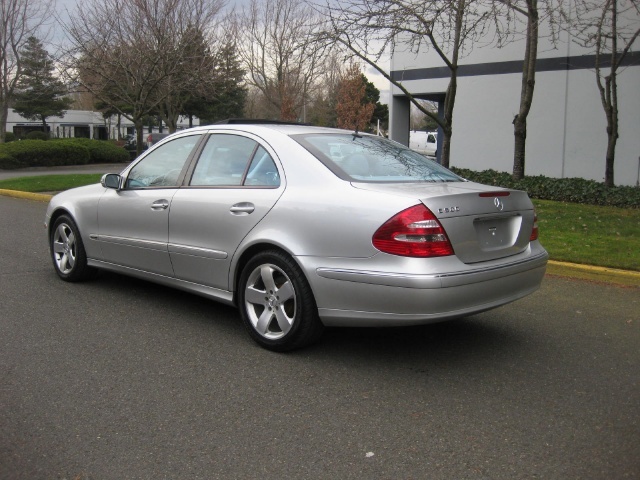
left=301, top=248, right=548, bottom=327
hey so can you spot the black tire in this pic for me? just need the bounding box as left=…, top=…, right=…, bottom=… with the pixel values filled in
left=238, top=250, right=324, bottom=352
left=50, top=214, right=98, bottom=282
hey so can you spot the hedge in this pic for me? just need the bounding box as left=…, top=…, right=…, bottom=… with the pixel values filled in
left=0, top=140, right=90, bottom=168
left=451, top=168, right=640, bottom=209
left=0, top=138, right=130, bottom=169
left=0, top=151, right=21, bottom=169
left=51, top=138, right=130, bottom=164
left=25, top=131, right=49, bottom=141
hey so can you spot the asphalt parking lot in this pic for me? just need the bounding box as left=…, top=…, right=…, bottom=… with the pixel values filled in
left=1, top=196, right=638, bottom=479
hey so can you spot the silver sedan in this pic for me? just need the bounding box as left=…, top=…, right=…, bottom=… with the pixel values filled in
left=45, top=124, right=548, bottom=351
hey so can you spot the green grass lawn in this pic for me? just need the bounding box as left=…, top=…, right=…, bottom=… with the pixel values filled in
left=0, top=175, right=638, bottom=271
left=0, top=174, right=103, bottom=193
left=534, top=199, right=639, bottom=271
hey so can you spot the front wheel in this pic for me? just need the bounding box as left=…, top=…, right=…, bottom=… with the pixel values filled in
left=238, top=250, right=324, bottom=352
left=50, top=215, right=97, bottom=282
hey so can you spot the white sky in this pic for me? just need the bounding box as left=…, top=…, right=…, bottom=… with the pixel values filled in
left=51, top=0, right=391, bottom=103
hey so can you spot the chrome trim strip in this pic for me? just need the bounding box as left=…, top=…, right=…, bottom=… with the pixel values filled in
left=96, top=235, right=166, bottom=251
left=168, top=243, right=228, bottom=259
left=316, top=267, right=442, bottom=288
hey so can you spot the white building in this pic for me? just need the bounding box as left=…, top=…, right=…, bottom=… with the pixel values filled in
left=6, top=110, right=198, bottom=140
left=389, top=12, right=640, bottom=186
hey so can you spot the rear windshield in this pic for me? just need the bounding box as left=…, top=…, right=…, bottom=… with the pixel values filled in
left=293, top=133, right=462, bottom=183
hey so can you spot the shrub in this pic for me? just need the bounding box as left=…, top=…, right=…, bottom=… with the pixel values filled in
left=4, top=132, right=16, bottom=142
left=451, top=168, right=640, bottom=208
left=0, top=140, right=90, bottom=167
left=0, top=151, right=20, bottom=169
left=25, top=131, right=50, bottom=141
left=53, top=138, right=130, bottom=164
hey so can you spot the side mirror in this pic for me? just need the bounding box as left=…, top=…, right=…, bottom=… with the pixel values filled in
left=101, top=173, right=121, bottom=190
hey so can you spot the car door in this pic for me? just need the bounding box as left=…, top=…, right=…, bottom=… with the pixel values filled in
left=168, top=133, right=284, bottom=290
left=97, top=134, right=203, bottom=276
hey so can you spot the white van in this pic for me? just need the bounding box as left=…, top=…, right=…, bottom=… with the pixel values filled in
left=409, top=131, right=437, bottom=157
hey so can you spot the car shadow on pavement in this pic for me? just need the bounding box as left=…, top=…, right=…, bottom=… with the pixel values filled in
left=73, top=270, right=526, bottom=367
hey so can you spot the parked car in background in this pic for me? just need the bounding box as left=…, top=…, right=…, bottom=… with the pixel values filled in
left=410, top=130, right=437, bottom=157
left=45, top=123, right=547, bottom=351
left=146, top=132, right=171, bottom=148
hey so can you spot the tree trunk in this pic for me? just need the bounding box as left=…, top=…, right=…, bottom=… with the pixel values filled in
left=0, top=103, right=8, bottom=143
left=440, top=71, right=457, bottom=168
left=440, top=128, right=453, bottom=169
left=135, top=119, right=145, bottom=157
left=512, top=0, right=539, bottom=181
left=605, top=1, right=618, bottom=187
left=513, top=117, right=527, bottom=180
left=596, top=0, right=619, bottom=188
left=604, top=127, right=617, bottom=188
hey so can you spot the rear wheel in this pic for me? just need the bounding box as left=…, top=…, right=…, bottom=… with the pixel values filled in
left=238, top=250, right=324, bottom=351
left=50, top=215, right=97, bottom=282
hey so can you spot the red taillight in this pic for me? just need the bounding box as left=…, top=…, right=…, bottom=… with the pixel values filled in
left=530, top=210, right=539, bottom=241
left=372, top=204, right=454, bottom=257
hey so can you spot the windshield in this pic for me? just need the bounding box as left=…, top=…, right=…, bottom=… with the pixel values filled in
left=293, top=133, right=462, bottom=183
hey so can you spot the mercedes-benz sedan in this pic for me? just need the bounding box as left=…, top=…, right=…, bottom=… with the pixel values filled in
left=45, top=123, right=548, bottom=351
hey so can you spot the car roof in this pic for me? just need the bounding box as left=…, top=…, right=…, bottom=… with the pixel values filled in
left=182, top=123, right=365, bottom=137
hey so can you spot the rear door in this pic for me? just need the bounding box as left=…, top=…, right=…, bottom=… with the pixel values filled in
left=168, top=133, right=284, bottom=290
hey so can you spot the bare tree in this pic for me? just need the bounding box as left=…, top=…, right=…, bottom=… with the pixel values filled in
left=305, top=50, right=346, bottom=126
left=494, top=1, right=540, bottom=180
left=489, top=0, right=563, bottom=180
left=235, top=0, right=328, bottom=121
left=322, top=0, right=494, bottom=167
left=0, top=0, right=53, bottom=142
left=569, top=0, right=640, bottom=187
left=61, top=0, right=224, bottom=154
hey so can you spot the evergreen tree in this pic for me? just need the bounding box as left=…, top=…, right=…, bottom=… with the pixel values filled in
left=183, top=41, right=247, bottom=124
left=362, top=74, right=389, bottom=132
left=335, top=64, right=374, bottom=132
left=12, top=37, right=72, bottom=132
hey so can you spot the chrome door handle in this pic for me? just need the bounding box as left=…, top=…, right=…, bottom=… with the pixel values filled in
left=230, top=202, right=255, bottom=215
left=151, top=200, right=169, bottom=210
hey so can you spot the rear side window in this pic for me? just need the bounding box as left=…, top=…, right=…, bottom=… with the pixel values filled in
left=293, top=133, right=461, bottom=183
left=190, top=134, right=280, bottom=187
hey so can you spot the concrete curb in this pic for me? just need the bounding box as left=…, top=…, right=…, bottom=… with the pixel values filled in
left=548, top=260, right=640, bottom=279
left=0, top=189, right=52, bottom=202
left=1, top=189, right=638, bottom=286
left=546, top=260, right=640, bottom=287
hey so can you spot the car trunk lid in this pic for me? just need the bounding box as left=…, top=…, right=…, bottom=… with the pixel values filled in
left=352, top=181, right=536, bottom=264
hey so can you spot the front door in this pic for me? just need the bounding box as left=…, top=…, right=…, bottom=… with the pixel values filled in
left=97, top=134, right=203, bottom=276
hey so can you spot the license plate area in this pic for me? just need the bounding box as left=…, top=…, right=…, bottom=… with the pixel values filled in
left=474, top=214, right=522, bottom=251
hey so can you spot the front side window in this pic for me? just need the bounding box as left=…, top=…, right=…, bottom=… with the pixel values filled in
left=293, top=133, right=461, bottom=183
left=190, top=134, right=280, bottom=187
left=126, top=135, right=201, bottom=188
